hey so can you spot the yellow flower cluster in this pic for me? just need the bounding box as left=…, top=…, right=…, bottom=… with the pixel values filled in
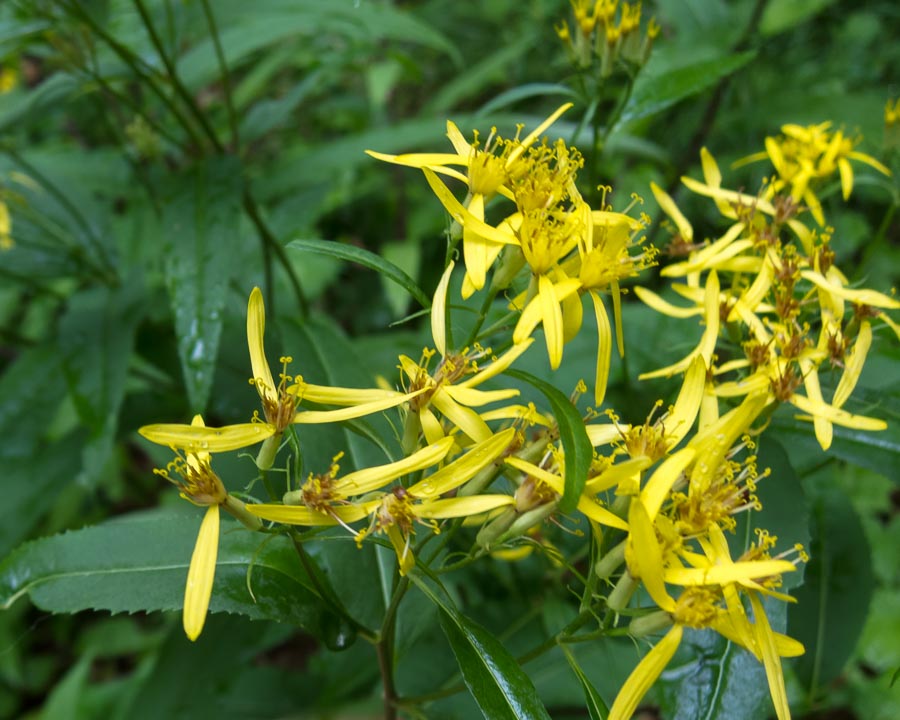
left=642, top=144, right=897, bottom=451
left=556, top=0, right=659, bottom=72
left=137, top=108, right=893, bottom=720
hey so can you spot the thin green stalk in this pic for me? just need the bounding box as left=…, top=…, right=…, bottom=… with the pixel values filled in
left=241, top=190, right=308, bottom=318
left=464, top=284, right=501, bottom=347
left=59, top=0, right=206, bottom=150
left=199, top=0, right=240, bottom=151
left=1, top=144, right=118, bottom=283
left=377, top=576, right=408, bottom=720
left=288, top=532, right=377, bottom=643
left=132, top=0, right=224, bottom=152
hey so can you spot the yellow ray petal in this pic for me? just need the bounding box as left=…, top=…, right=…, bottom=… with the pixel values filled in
left=432, top=260, right=455, bottom=357
left=365, top=150, right=466, bottom=168
left=409, top=428, right=515, bottom=497
left=508, top=103, right=573, bottom=164
left=457, top=337, right=534, bottom=389
left=334, top=436, right=454, bottom=496
left=247, top=287, right=275, bottom=406
left=800, top=270, right=900, bottom=309
left=789, top=393, right=887, bottom=431
left=651, top=181, right=693, bottom=241
left=608, top=625, right=683, bottom=720
left=422, top=168, right=518, bottom=245
left=585, top=423, right=628, bottom=446
left=537, top=274, right=564, bottom=369
left=640, top=448, right=696, bottom=521
left=183, top=504, right=220, bottom=641
left=445, top=385, right=520, bottom=407
left=627, top=499, right=675, bottom=612
left=634, top=286, right=703, bottom=318
left=293, top=390, right=422, bottom=424
left=432, top=388, right=493, bottom=441
left=590, top=291, right=611, bottom=406
left=833, top=320, right=871, bottom=408
left=576, top=496, right=628, bottom=530
left=414, top=494, right=514, bottom=519
left=665, top=356, right=706, bottom=448
left=664, top=560, right=796, bottom=587
left=246, top=503, right=369, bottom=525
left=139, top=421, right=275, bottom=453
left=749, top=593, right=791, bottom=720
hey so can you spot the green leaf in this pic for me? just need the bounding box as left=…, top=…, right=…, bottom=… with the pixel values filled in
left=654, top=627, right=769, bottom=720
left=760, top=0, right=838, bottom=36
left=0, top=508, right=330, bottom=636
left=789, top=486, right=876, bottom=693
left=410, top=571, right=552, bottom=720
left=59, top=281, right=145, bottom=485
left=617, top=51, right=756, bottom=127
left=561, top=645, right=608, bottom=720
left=178, top=2, right=460, bottom=91
left=0, top=346, right=67, bottom=459
left=278, top=315, right=397, bottom=630
left=734, top=437, right=810, bottom=589
left=477, top=83, right=577, bottom=117
left=505, top=369, right=592, bottom=514
left=160, top=156, right=243, bottom=414
left=288, top=238, right=431, bottom=309
left=0, top=73, right=79, bottom=132
left=0, top=432, right=85, bottom=558
left=423, top=33, right=541, bottom=114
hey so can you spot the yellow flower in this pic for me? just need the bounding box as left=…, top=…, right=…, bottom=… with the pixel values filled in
left=639, top=270, right=721, bottom=380
left=399, top=263, right=532, bottom=445
left=738, top=123, right=891, bottom=225
left=142, top=415, right=262, bottom=641
left=368, top=105, right=572, bottom=290
left=244, top=287, right=425, bottom=461
left=249, top=429, right=517, bottom=574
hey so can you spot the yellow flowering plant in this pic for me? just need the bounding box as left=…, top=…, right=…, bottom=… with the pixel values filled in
left=1, top=5, right=897, bottom=720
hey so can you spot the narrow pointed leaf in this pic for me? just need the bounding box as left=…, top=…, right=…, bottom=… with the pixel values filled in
left=506, top=369, right=592, bottom=514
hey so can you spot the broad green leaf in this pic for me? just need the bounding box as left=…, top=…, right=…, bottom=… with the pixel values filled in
left=478, top=83, right=577, bottom=117
left=0, top=432, right=85, bottom=558
left=288, top=239, right=431, bottom=309
left=410, top=571, right=552, bottom=720
left=423, top=33, right=541, bottom=114
left=0, top=508, right=330, bottom=635
left=59, top=281, right=145, bottom=485
left=506, top=369, right=592, bottom=514
left=177, top=2, right=460, bottom=91
left=760, top=0, right=838, bottom=36
left=654, top=626, right=770, bottom=720
left=39, top=651, right=94, bottom=720
left=617, top=51, right=756, bottom=127
left=160, top=156, right=243, bottom=414
left=789, top=486, right=875, bottom=694
left=0, top=73, right=79, bottom=132
left=734, top=437, right=810, bottom=589
left=562, top=645, right=609, bottom=720
left=0, top=346, right=67, bottom=458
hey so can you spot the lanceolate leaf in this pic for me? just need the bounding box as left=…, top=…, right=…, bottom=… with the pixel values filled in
left=288, top=239, right=431, bottom=309
left=654, top=627, right=769, bottom=720
left=506, top=369, right=592, bottom=514
left=161, top=156, right=243, bottom=414
left=562, top=645, right=609, bottom=720
left=617, top=51, right=756, bottom=127
left=789, top=488, right=875, bottom=693
left=0, top=508, right=330, bottom=635
left=410, top=571, right=552, bottom=720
